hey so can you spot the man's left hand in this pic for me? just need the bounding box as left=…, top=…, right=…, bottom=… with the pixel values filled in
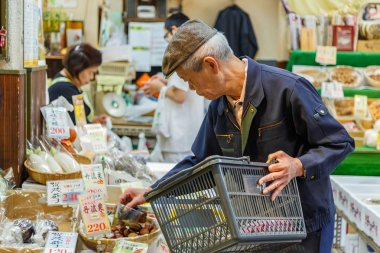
left=258, top=150, right=304, bottom=201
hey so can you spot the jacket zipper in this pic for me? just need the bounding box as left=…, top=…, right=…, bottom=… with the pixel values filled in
left=216, top=134, right=234, bottom=143
left=258, top=120, right=283, bottom=137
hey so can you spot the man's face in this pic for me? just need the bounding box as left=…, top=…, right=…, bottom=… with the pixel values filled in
left=176, top=61, right=225, bottom=100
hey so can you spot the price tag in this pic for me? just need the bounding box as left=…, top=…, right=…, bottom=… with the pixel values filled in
left=112, top=240, right=148, bottom=253
left=47, top=179, right=84, bottom=206
left=72, top=94, right=87, bottom=127
left=44, top=231, right=78, bottom=253
left=79, top=194, right=111, bottom=237
left=354, top=95, right=368, bottom=119
left=155, top=236, right=171, bottom=253
left=81, top=164, right=108, bottom=200
left=80, top=124, right=108, bottom=154
left=45, top=107, right=70, bottom=139
left=321, top=82, right=344, bottom=99
left=316, top=46, right=337, bottom=65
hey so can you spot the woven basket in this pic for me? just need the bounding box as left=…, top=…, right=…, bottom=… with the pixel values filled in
left=25, top=154, right=91, bottom=185
left=78, top=218, right=160, bottom=252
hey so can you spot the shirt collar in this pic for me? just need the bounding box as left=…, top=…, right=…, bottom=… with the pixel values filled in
left=226, top=58, right=248, bottom=108
left=218, top=57, right=264, bottom=115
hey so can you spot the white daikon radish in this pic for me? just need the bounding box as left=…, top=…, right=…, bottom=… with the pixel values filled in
left=54, top=152, right=80, bottom=173
left=38, top=150, right=63, bottom=173
left=374, top=120, right=380, bottom=131
left=364, top=129, right=378, bottom=148
left=28, top=154, right=51, bottom=173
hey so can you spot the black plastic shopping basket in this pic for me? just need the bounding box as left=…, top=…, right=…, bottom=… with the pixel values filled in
left=145, top=156, right=307, bottom=253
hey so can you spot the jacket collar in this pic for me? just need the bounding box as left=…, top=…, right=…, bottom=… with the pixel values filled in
left=217, top=57, right=264, bottom=115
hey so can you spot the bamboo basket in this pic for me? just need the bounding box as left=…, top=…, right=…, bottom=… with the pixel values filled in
left=78, top=218, right=161, bottom=252
left=25, top=154, right=91, bottom=185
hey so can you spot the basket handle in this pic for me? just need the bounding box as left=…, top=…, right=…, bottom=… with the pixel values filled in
left=155, top=166, right=194, bottom=189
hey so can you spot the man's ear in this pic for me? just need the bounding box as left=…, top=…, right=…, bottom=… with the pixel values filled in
left=203, top=57, right=219, bottom=74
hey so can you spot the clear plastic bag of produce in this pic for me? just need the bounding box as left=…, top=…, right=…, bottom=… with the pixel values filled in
left=0, top=167, right=16, bottom=198
left=0, top=190, right=77, bottom=252
left=25, top=137, right=82, bottom=174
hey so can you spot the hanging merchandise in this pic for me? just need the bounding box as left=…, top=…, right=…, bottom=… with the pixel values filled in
left=214, top=4, right=258, bottom=58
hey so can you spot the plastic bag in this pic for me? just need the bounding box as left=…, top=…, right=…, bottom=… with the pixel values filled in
left=0, top=167, right=16, bottom=198
left=40, top=137, right=81, bottom=173
left=26, top=140, right=51, bottom=173
left=32, top=218, right=59, bottom=247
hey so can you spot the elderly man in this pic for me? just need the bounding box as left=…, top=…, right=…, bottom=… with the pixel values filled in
left=121, top=20, right=354, bottom=252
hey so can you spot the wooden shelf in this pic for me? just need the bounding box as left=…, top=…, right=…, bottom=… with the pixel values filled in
left=46, top=55, right=64, bottom=60
left=124, top=17, right=166, bottom=23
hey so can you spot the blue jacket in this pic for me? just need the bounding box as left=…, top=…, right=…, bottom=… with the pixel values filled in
left=152, top=58, right=354, bottom=233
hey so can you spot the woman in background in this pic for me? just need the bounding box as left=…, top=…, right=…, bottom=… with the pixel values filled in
left=49, top=43, right=106, bottom=125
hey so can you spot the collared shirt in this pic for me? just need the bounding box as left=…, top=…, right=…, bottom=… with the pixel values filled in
left=226, top=58, right=248, bottom=128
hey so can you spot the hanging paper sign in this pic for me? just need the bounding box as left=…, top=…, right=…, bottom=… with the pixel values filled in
left=321, top=82, right=344, bottom=99
left=44, top=231, right=78, bottom=253
left=354, top=95, right=368, bottom=119
left=72, top=94, right=87, bottom=127
left=45, top=107, right=70, bottom=139
left=79, top=194, right=111, bottom=237
left=112, top=240, right=148, bottom=253
left=81, top=164, right=108, bottom=200
left=316, top=46, right=337, bottom=65
left=81, top=124, right=108, bottom=154
left=47, top=179, right=84, bottom=206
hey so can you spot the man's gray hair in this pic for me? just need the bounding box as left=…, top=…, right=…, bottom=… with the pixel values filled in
left=181, top=32, right=233, bottom=72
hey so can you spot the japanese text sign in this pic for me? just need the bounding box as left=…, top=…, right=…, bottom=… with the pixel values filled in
left=79, top=193, right=111, bottom=236
left=81, top=164, right=108, bottom=200
left=45, top=107, right=70, bottom=139
left=316, top=46, right=337, bottom=65
left=47, top=179, right=84, bottom=206
left=72, top=94, right=87, bottom=127
left=44, top=231, right=78, bottom=253
left=321, top=82, right=344, bottom=99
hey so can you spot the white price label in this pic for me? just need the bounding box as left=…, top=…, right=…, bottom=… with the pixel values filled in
left=79, top=194, right=111, bottom=237
left=156, top=236, right=171, bottom=253
left=45, top=107, right=70, bottom=139
left=81, top=164, right=107, bottom=200
left=44, top=231, right=78, bottom=253
left=112, top=240, right=148, bottom=253
left=81, top=124, right=108, bottom=154
left=354, top=95, right=368, bottom=119
left=47, top=179, right=84, bottom=206
left=316, top=46, right=337, bottom=65
left=321, top=82, right=344, bottom=99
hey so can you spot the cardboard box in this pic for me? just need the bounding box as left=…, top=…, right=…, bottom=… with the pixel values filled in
left=357, top=39, right=380, bottom=52
left=0, top=190, right=76, bottom=253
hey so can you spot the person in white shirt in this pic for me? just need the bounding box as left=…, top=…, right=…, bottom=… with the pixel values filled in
left=142, top=13, right=205, bottom=163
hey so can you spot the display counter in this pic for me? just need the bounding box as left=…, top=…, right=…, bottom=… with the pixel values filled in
left=287, top=50, right=380, bottom=176
left=286, top=50, right=380, bottom=71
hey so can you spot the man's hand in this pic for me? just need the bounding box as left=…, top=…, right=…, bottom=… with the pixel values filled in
left=258, top=151, right=304, bottom=201
left=141, top=78, right=165, bottom=96
left=93, top=114, right=108, bottom=126
left=119, top=187, right=153, bottom=208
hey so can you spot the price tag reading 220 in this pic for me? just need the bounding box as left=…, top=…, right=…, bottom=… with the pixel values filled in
left=79, top=194, right=111, bottom=237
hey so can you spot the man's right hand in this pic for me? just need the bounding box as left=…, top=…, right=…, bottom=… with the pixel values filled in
left=119, top=187, right=153, bottom=208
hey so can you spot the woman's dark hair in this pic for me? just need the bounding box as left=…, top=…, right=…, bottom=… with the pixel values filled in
left=62, top=43, right=102, bottom=78
left=164, top=13, right=189, bottom=32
